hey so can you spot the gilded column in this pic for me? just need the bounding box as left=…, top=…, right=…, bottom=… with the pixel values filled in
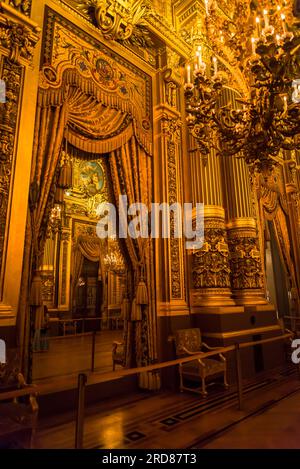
left=221, top=88, right=266, bottom=305
left=190, top=143, right=234, bottom=307
left=224, top=158, right=266, bottom=305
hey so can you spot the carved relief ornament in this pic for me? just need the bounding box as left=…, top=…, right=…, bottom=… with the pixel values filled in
left=0, top=2, right=40, bottom=65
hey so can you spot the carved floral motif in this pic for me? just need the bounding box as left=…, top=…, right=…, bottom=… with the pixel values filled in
left=8, top=0, right=31, bottom=16
left=0, top=11, right=39, bottom=65
left=192, top=223, right=231, bottom=289
left=228, top=232, right=263, bottom=290
left=162, top=116, right=183, bottom=299
left=0, top=58, right=22, bottom=283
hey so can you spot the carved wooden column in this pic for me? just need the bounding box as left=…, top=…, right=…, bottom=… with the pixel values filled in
left=0, top=2, right=40, bottom=325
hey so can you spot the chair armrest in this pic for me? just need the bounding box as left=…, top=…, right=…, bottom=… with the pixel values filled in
left=202, top=342, right=222, bottom=351
left=182, top=346, right=203, bottom=356
left=113, top=341, right=124, bottom=346
left=112, top=341, right=124, bottom=353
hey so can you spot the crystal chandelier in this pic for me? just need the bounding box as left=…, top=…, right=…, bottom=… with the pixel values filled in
left=185, top=1, right=300, bottom=173
left=103, top=237, right=126, bottom=274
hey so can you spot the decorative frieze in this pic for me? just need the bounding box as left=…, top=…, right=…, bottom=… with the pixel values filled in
left=227, top=218, right=266, bottom=305
left=7, top=0, right=31, bottom=16
left=162, top=115, right=185, bottom=300
left=192, top=219, right=230, bottom=290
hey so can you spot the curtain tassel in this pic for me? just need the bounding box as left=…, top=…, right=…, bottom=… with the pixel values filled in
left=136, top=278, right=148, bottom=306
left=58, top=160, right=73, bottom=189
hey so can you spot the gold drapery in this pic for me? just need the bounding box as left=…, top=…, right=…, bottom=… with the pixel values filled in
left=21, top=83, right=156, bottom=375
left=31, top=87, right=145, bottom=243
left=259, top=175, right=299, bottom=296
left=109, top=138, right=156, bottom=368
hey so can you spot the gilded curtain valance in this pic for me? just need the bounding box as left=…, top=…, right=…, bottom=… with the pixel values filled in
left=38, top=21, right=153, bottom=156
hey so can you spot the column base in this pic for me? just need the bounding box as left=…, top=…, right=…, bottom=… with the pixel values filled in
left=232, top=289, right=268, bottom=306
left=190, top=288, right=235, bottom=307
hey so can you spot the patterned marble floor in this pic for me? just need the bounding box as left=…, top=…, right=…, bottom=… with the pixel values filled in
left=35, top=364, right=300, bottom=449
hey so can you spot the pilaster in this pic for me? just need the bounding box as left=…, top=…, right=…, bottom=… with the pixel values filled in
left=0, top=2, right=40, bottom=325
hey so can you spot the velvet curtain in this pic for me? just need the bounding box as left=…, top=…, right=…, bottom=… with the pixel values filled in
left=259, top=179, right=299, bottom=298
left=109, top=138, right=156, bottom=367
left=30, top=87, right=138, bottom=249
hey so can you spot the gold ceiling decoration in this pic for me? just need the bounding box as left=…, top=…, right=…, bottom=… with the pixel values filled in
left=69, top=0, right=149, bottom=41
left=184, top=0, right=300, bottom=173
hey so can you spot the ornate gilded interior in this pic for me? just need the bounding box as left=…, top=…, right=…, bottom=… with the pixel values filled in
left=0, top=0, right=300, bottom=391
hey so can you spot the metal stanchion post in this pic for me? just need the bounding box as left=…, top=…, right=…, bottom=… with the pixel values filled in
left=75, top=373, right=87, bottom=449
left=235, top=343, right=243, bottom=410
left=91, top=331, right=96, bottom=372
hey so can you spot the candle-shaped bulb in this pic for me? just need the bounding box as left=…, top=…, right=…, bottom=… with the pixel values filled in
left=276, top=34, right=281, bottom=45
left=212, top=56, right=218, bottom=76
left=263, top=9, right=269, bottom=28
left=204, top=0, right=209, bottom=15
left=255, top=17, right=261, bottom=36
left=283, top=95, right=288, bottom=113
left=251, top=37, right=256, bottom=54
left=197, top=46, right=202, bottom=65
left=187, top=64, right=191, bottom=84
left=196, top=51, right=201, bottom=69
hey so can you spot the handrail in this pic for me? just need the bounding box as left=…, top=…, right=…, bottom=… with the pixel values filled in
left=240, top=332, right=293, bottom=349
left=284, top=315, right=300, bottom=321
left=88, top=345, right=236, bottom=385
left=26, top=329, right=295, bottom=395
left=50, top=316, right=122, bottom=324
left=48, top=331, right=94, bottom=341
left=0, top=386, right=38, bottom=402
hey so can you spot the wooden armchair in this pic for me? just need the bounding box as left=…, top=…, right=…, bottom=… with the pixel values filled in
left=112, top=341, right=125, bottom=371
left=175, top=328, right=229, bottom=397
left=0, top=355, right=38, bottom=448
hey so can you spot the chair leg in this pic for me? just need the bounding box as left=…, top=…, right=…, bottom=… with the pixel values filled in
left=201, top=376, right=208, bottom=397
left=223, top=369, right=229, bottom=389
